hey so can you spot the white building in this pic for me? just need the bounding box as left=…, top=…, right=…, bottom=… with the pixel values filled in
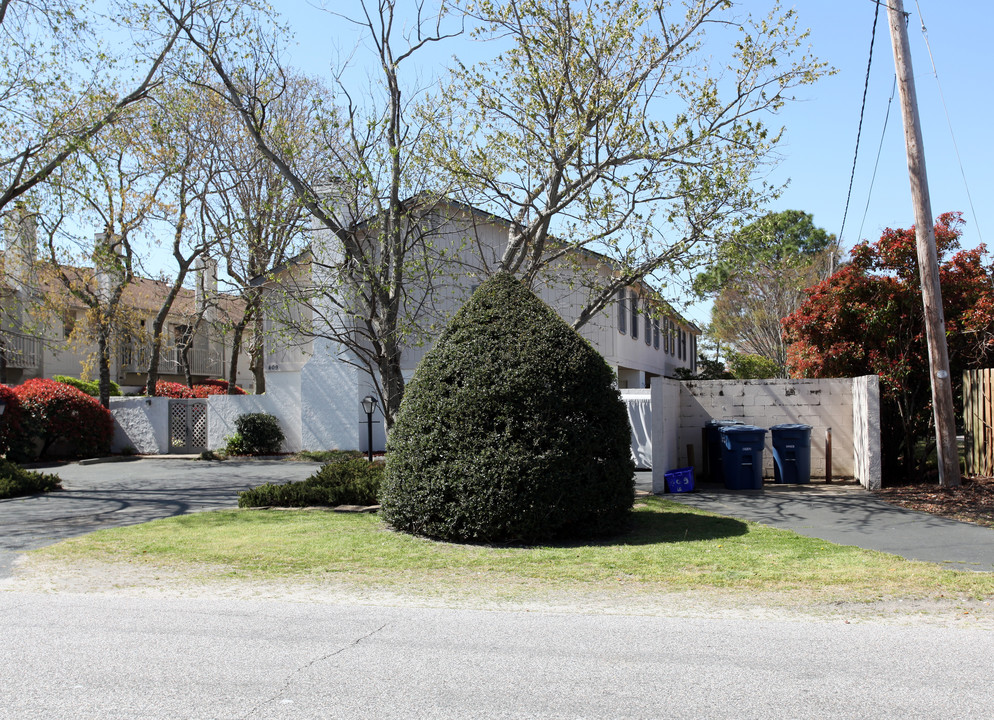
left=235, top=198, right=700, bottom=454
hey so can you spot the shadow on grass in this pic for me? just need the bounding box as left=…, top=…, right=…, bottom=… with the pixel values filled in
left=542, top=511, right=750, bottom=550
left=620, top=511, right=749, bottom=546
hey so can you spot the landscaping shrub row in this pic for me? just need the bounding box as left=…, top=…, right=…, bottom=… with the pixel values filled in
left=0, top=458, right=62, bottom=499
left=1, top=378, right=114, bottom=461
left=144, top=379, right=247, bottom=398
left=238, top=457, right=382, bottom=508
left=53, top=375, right=122, bottom=397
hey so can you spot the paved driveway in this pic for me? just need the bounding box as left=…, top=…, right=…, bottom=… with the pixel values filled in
left=666, top=482, right=994, bottom=571
left=0, top=458, right=320, bottom=578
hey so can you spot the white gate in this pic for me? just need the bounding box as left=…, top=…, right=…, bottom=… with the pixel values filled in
left=169, top=399, right=208, bottom=454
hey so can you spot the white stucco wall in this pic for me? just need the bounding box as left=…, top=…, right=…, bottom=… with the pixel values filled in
left=300, top=338, right=369, bottom=452
left=109, top=396, right=170, bottom=454
left=207, top=372, right=302, bottom=453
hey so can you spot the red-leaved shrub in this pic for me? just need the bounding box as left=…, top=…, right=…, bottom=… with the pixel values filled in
left=191, top=379, right=247, bottom=397
left=145, top=380, right=195, bottom=399
left=13, top=378, right=114, bottom=460
left=0, top=384, right=24, bottom=456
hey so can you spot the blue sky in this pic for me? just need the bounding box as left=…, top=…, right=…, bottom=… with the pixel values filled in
left=277, top=1, right=993, bottom=327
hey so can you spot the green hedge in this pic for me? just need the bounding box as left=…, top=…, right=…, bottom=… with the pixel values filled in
left=381, top=273, right=635, bottom=544
left=53, top=375, right=121, bottom=397
left=238, top=458, right=382, bottom=508
left=0, top=459, right=62, bottom=499
left=226, top=413, right=285, bottom=455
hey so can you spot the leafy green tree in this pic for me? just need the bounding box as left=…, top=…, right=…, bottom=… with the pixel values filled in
left=0, top=0, right=183, bottom=215
left=728, top=352, right=781, bottom=380
left=696, top=210, right=838, bottom=375
left=382, top=273, right=634, bottom=544
left=442, top=0, right=829, bottom=330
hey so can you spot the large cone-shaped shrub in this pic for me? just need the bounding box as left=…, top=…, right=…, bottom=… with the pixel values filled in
left=382, top=273, right=635, bottom=543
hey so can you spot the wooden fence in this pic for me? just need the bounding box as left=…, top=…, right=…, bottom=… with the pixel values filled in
left=963, top=369, right=994, bottom=476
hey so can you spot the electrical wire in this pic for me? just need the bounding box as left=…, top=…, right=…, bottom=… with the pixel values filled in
left=912, top=0, right=984, bottom=243
left=857, top=74, right=897, bottom=244
left=839, top=1, right=881, bottom=245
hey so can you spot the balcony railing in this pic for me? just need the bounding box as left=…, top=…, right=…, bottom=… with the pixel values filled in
left=0, top=331, right=41, bottom=369
left=120, top=342, right=225, bottom=378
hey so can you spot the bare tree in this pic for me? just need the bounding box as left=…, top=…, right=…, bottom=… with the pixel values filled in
left=160, top=0, right=462, bottom=426
left=199, top=74, right=318, bottom=394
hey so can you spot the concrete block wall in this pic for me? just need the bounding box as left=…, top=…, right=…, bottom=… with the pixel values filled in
left=649, top=376, right=881, bottom=490
left=676, top=378, right=855, bottom=479
left=853, top=375, right=883, bottom=490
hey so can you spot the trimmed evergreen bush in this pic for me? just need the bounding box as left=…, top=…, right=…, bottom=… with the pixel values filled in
left=53, top=375, right=121, bottom=397
left=382, top=273, right=635, bottom=544
left=0, top=458, right=62, bottom=499
left=229, top=413, right=284, bottom=455
left=238, top=458, right=382, bottom=507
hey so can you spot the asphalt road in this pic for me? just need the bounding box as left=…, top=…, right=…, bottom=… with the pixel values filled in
left=2, top=592, right=992, bottom=719
left=0, top=459, right=321, bottom=578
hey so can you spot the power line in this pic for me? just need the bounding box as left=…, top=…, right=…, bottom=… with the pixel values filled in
left=839, top=1, right=882, bottom=245
left=912, top=0, right=984, bottom=243
left=857, top=74, right=897, bottom=244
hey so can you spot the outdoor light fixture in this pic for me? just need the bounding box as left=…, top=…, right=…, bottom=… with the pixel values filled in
left=360, top=395, right=379, bottom=462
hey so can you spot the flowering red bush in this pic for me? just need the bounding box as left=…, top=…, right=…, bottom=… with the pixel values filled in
left=12, top=378, right=114, bottom=460
left=0, top=384, right=24, bottom=456
left=783, top=212, right=994, bottom=477
left=191, top=379, right=247, bottom=397
left=145, top=380, right=195, bottom=399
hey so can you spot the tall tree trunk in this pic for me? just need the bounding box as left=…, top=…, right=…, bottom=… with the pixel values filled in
left=97, top=323, right=112, bottom=408
left=250, top=311, right=265, bottom=394
left=227, top=317, right=248, bottom=394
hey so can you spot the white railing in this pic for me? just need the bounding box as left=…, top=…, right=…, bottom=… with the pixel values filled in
left=120, top=342, right=225, bottom=377
left=0, top=331, right=41, bottom=369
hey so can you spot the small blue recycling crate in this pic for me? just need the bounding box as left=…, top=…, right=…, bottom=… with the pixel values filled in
left=664, top=467, right=695, bottom=493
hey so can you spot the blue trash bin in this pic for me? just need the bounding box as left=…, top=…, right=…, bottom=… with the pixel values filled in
left=770, top=424, right=813, bottom=484
left=704, top=419, right=744, bottom=481
left=719, top=425, right=767, bottom=490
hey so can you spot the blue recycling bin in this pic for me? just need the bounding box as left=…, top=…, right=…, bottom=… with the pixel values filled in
left=770, top=424, right=813, bottom=484
left=719, top=425, right=767, bottom=490
left=704, top=419, right=744, bottom=481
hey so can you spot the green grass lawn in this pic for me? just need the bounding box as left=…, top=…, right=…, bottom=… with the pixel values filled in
left=30, top=496, right=994, bottom=605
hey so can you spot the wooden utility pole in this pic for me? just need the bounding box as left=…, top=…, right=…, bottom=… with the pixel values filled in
left=886, top=0, right=961, bottom=487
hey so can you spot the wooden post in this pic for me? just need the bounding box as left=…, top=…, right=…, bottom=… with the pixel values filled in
left=825, top=427, right=832, bottom=484
left=886, top=0, right=961, bottom=487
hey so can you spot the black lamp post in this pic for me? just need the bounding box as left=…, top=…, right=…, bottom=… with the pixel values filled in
left=360, top=395, right=379, bottom=462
